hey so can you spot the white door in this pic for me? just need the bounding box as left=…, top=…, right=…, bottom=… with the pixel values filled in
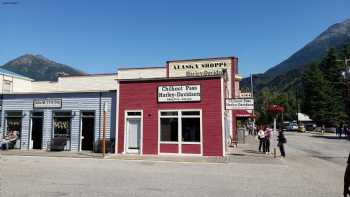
left=126, top=118, right=141, bottom=153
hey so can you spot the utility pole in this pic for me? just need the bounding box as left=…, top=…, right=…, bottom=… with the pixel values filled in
left=250, top=73, right=256, bottom=135
left=295, top=88, right=299, bottom=125
left=337, top=59, right=350, bottom=122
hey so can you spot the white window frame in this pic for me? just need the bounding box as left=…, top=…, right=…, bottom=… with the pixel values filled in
left=124, top=110, right=143, bottom=154
left=158, top=109, right=202, bottom=155
left=3, top=79, right=13, bottom=93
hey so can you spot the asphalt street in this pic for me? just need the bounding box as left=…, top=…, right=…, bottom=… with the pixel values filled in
left=0, top=132, right=349, bottom=197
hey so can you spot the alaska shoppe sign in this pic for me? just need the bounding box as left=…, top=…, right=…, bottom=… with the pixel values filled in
left=158, top=85, right=201, bottom=102
left=33, top=99, right=62, bottom=109
left=168, top=59, right=231, bottom=77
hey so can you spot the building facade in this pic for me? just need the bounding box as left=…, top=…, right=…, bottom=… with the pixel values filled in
left=1, top=56, right=250, bottom=157
left=117, top=77, right=225, bottom=156
left=0, top=73, right=118, bottom=152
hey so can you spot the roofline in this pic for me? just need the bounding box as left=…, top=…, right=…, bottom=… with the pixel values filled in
left=58, top=73, right=117, bottom=78
left=118, top=75, right=223, bottom=82
left=2, top=89, right=117, bottom=95
left=166, top=56, right=238, bottom=63
left=0, top=72, right=34, bottom=81
left=118, top=66, right=165, bottom=71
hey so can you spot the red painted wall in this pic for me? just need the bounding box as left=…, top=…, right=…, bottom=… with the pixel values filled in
left=118, top=77, right=223, bottom=156
left=160, top=144, right=178, bottom=153
left=182, top=144, right=201, bottom=154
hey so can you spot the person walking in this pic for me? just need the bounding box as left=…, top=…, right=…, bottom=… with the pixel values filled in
left=264, top=128, right=271, bottom=154
left=277, top=130, right=287, bottom=158
left=337, top=126, right=342, bottom=138
left=321, top=124, right=325, bottom=135
left=257, top=127, right=265, bottom=152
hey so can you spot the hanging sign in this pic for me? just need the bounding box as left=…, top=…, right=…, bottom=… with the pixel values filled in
left=225, top=98, right=254, bottom=110
left=33, top=99, right=62, bottom=109
left=158, top=85, right=201, bottom=102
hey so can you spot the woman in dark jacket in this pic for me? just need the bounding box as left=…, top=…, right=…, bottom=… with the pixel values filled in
left=344, top=153, right=350, bottom=197
left=277, top=130, right=287, bottom=158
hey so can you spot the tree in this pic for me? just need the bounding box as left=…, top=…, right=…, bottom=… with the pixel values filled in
left=302, top=63, right=330, bottom=125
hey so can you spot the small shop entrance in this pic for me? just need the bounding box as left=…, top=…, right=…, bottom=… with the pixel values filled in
left=81, top=111, right=95, bottom=151
left=31, top=112, right=43, bottom=149
left=5, top=111, right=22, bottom=149
left=125, top=111, right=142, bottom=154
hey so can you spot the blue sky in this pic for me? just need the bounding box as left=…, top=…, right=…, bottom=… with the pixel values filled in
left=0, top=0, right=349, bottom=77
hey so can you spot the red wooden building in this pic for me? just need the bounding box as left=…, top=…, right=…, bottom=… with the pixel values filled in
left=116, top=57, right=251, bottom=156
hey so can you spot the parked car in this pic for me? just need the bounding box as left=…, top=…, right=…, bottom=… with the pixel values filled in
left=281, top=121, right=290, bottom=131
left=305, top=123, right=317, bottom=131
left=286, top=123, right=298, bottom=131
left=298, top=125, right=306, bottom=132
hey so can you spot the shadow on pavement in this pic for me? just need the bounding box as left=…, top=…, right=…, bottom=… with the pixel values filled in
left=311, top=135, right=350, bottom=140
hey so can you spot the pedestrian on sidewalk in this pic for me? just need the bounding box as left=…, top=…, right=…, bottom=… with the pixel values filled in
left=277, top=129, right=287, bottom=158
left=321, top=124, right=325, bottom=135
left=257, top=126, right=265, bottom=152
left=264, top=127, right=271, bottom=154
left=337, top=125, right=342, bottom=138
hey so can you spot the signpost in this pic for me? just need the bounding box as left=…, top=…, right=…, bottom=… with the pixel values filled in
left=225, top=98, right=254, bottom=110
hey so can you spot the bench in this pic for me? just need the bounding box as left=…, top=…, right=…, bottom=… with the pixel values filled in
left=229, top=136, right=238, bottom=148
left=47, top=137, right=67, bottom=151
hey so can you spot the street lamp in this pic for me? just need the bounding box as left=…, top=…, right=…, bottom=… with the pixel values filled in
left=268, top=105, right=285, bottom=158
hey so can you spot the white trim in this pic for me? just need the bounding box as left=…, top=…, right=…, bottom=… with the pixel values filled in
left=159, top=141, right=178, bottom=144
left=159, top=153, right=203, bottom=157
left=115, top=85, right=119, bottom=154
left=79, top=112, right=82, bottom=152
left=124, top=110, right=143, bottom=155
left=29, top=116, right=33, bottom=150
left=158, top=109, right=202, bottom=155
left=221, top=77, right=226, bottom=156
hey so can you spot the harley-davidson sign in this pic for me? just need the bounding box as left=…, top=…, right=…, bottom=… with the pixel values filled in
left=158, top=85, right=200, bottom=102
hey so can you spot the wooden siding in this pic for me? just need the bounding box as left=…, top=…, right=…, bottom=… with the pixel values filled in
left=0, top=91, right=116, bottom=151
left=118, top=78, right=223, bottom=156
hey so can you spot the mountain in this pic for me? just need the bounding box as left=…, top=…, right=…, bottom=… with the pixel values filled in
left=1, top=54, right=87, bottom=81
left=266, top=18, right=350, bottom=78
left=241, top=18, right=350, bottom=92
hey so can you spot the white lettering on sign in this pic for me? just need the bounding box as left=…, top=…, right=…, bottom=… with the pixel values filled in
left=225, top=98, right=254, bottom=110
left=158, top=85, right=200, bottom=102
left=168, top=59, right=231, bottom=77
left=33, top=99, right=62, bottom=109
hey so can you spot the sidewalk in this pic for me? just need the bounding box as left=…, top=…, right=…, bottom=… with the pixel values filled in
left=226, top=135, right=282, bottom=162
left=0, top=137, right=283, bottom=164
left=0, top=150, right=103, bottom=158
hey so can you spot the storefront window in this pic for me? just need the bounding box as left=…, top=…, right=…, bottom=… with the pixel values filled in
left=5, top=111, right=22, bottom=149
left=182, top=118, right=200, bottom=142
left=53, top=112, right=72, bottom=139
left=160, top=118, right=178, bottom=142
left=159, top=110, right=201, bottom=143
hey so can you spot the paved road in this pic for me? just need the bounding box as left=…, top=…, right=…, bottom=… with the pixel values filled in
left=0, top=132, right=349, bottom=197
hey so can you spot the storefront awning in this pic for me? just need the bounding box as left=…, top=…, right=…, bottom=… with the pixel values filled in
left=233, top=110, right=252, bottom=117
